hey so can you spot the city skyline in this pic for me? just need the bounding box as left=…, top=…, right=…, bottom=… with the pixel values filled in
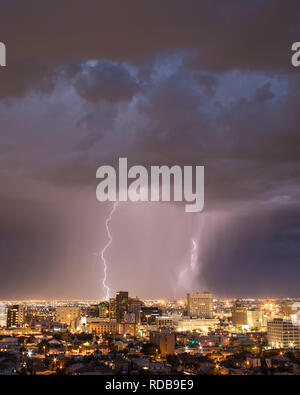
left=0, top=291, right=300, bottom=375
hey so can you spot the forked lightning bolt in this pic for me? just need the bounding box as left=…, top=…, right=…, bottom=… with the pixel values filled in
left=100, top=202, right=118, bottom=301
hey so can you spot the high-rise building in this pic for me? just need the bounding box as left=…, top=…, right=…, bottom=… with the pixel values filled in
left=116, top=291, right=129, bottom=323
left=0, top=304, right=7, bottom=327
left=231, top=300, right=247, bottom=327
left=55, top=306, right=81, bottom=327
left=109, top=298, right=117, bottom=320
left=128, top=298, right=143, bottom=324
left=267, top=318, right=300, bottom=350
left=187, top=292, right=213, bottom=318
left=7, top=305, right=24, bottom=328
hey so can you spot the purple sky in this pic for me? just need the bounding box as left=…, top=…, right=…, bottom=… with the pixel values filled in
left=0, top=1, right=300, bottom=299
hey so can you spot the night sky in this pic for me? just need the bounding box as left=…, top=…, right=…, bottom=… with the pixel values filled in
left=0, top=1, right=300, bottom=299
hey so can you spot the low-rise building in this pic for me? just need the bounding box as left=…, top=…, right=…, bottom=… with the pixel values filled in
left=177, top=318, right=219, bottom=333
left=156, top=316, right=174, bottom=330
left=150, top=332, right=175, bottom=356
left=89, top=320, right=118, bottom=335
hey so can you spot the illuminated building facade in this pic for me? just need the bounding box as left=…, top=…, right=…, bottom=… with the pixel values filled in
left=232, top=301, right=247, bottom=327
left=267, top=318, right=300, bottom=350
left=109, top=298, right=117, bottom=320
left=99, top=301, right=109, bottom=318
left=116, top=291, right=129, bottom=323
left=187, top=292, right=213, bottom=318
left=89, top=320, right=118, bottom=335
left=156, top=317, right=174, bottom=330
left=118, top=323, right=137, bottom=337
left=247, top=309, right=266, bottom=329
left=177, top=318, right=219, bottom=333
left=128, top=298, right=143, bottom=324
left=7, top=305, right=24, bottom=328
left=55, top=306, right=81, bottom=327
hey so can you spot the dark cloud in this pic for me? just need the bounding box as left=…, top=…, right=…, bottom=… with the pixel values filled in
left=73, top=61, right=139, bottom=103
left=1, top=1, right=300, bottom=98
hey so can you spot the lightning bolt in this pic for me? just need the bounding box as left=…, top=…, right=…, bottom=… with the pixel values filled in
left=100, top=202, right=118, bottom=301
left=190, top=239, right=197, bottom=270
left=174, top=238, right=198, bottom=298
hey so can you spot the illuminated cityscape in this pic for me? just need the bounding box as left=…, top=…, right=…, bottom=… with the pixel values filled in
left=0, top=294, right=300, bottom=375
left=1, top=1, right=300, bottom=383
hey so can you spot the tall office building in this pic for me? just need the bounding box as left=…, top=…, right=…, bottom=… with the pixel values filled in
left=7, top=305, right=24, bottom=327
left=268, top=318, right=300, bottom=350
left=231, top=300, right=247, bottom=327
left=187, top=292, right=213, bottom=318
left=116, top=291, right=129, bottom=323
left=0, top=304, right=7, bottom=327
left=128, top=298, right=143, bottom=324
left=109, top=298, right=117, bottom=320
